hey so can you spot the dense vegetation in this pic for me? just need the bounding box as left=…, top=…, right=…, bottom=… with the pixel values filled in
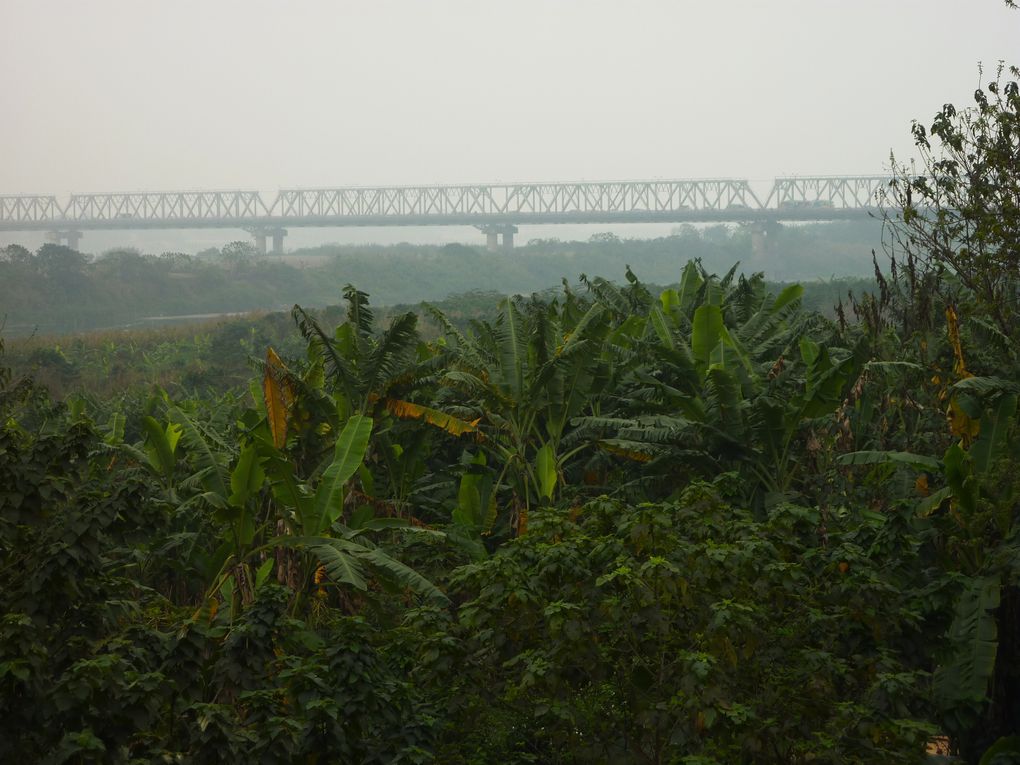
left=2, top=66, right=1019, bottom=765
left=0, top=219, right=879, bottom=335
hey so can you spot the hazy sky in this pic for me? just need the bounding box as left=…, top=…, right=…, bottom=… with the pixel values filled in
left=0, top=1, right=1017, bottom=251
left=2, top=0, right=1017, bottom=194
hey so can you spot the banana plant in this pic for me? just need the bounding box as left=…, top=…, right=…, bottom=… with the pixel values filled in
left=291, top=286, right=479, bottom=518
left=429, top=291, right=613, bottom=533
left=579, top=262, right=837, bottom=504
left=119, top=401, right=265, bottom=613
left=838, top=374, right=1019, bottom=738
left=253, top=408, right=448, bottom=607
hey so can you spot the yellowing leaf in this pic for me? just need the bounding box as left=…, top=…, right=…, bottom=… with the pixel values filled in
left=599, top=441, right=653, bottom=463
left=948, top=396, right=980, bottom=443
left=263, top=347, right=295, bottom=449
left=915, top=474, right=930, bottom=497
left=517, top=504, right=528, bottom=536
left=946, top=306, right=972, bottom=380
left=385, top=398, right=480, bottom=437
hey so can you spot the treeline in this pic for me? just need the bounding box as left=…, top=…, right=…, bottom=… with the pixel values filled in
left=5, top=275, right=875, bottom=402
left=0, top=220, right=880, bottom=334
left=0, top=244, right=319, bottom=334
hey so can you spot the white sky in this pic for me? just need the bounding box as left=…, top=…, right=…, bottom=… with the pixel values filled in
left=1, top=0, right=1017, bottom=250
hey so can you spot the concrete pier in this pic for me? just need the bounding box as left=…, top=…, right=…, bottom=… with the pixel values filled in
left=271, top=228, right=287, bottom=255
left=748, top=221, right=780, bottom=260
left=478, top=224, right=518, bottom=252
left=249, top=227, right=287, bottom=255
left=46, top=230, right=83, bottom=250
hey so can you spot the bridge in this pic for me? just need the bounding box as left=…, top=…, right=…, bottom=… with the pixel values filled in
left=0, top=175, right=891, bottom=253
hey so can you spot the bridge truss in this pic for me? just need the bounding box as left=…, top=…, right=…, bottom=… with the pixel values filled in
left=0, top=176, right=892, bottom=251
left=61, top=190, right=269, bottom=225
left=763, top=176, right=891, bottom=209
left=270, top=179, right=764, bottom=222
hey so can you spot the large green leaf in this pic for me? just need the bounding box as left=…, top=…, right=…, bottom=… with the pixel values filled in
left=169, top=407, right=229, bottom=498
left=228, top=443, right=265, bottom=509
left=736, top=283, right=803, bottom=350
left=799, top=336, right=820, bottom=369
left=704, top=366, right=744, bottom=437
left=275, top=534, right=448, bottom=604
left=361, top=311, right=419, bottom=408
left=141, top=415, right=177, bottom=481
left=649, top=305, right=675, bottom=350
left=497, top=298, right=526, bottom=398
left=349, top=516, right=445, bottom=538
left=953, top=376, right=1020, bottom=397
left=676, top=259, right=704, bottom=313
left=917, top=486, right=953, bottom=517
left=559, top=303, right=605, bottom=357
left=292, top=304, right=360, bottom=404
left=836, top=450, right=942, bottom=471
left=357, top=546, right=450, bottom=604
left=943, top=443, right=979, bottom=515
left=659, top=288, right=681, bottom=320
left=536, top=442, right=557, bottom=500
left=310, top=414, right=373, bottom=534
left=691, top=305, right=724, bottom=368
left=312, top=539, right=369, bottom=591
left=716, top=323, right=754, bottom=380
left=971, top=393, right=1017, bottom=474
left=258, top=441, right=313, bottom=531
left=770, top=283, right=804, bottom=313
left=454, top=452, right=486, bottom=528
left=104, top=411, right=126, bottom=446
left=935, top=575, right=1000, bottom=708
left=800, top=351, right=852, bottom=418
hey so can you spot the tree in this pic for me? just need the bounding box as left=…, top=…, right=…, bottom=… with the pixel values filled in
left=873, top=59, right=1020, bottom=759
left=886, top=64, right=1020, bottom=342
left=220, top=240, right=259, bottom=267
left=0, top=244, right=32, bottom=266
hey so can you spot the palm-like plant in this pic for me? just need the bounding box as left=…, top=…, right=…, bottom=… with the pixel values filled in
left=290, top=285, right=478, bottom=515
left=578, top=262, right=854, bottom=506
left=429, top=290, right=613, bottom=533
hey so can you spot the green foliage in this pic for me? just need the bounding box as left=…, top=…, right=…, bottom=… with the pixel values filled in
left=889, top=64, right=1020, bottom=341
left=310, top=414, right=373, bottom=533
left=3, top=122, right=1020, bottom=758
left=416, top=487, right=936, bottom=763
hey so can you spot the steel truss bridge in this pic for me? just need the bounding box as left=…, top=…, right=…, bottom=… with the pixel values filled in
left=0, top=176, right=891, bottom=253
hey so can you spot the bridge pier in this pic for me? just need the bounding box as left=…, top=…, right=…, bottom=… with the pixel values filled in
left=748, top=221, right=780, bottom=260
left=46, top=230, right=83, bottom=251
left=478, top=224, right=518, bottom=252
left=247, top=227, right=287, bottom=255
left=750, top=224, right=766, bottom=260
left=271, top=228, right=287, bottom=255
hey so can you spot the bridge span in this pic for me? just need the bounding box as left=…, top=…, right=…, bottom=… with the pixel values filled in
left=0, top=176, right=890, bottom=253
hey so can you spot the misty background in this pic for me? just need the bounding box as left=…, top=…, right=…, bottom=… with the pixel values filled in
left=1, top=0, right=1017, bottom=253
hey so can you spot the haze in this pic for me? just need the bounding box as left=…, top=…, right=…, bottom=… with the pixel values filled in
left=1, top=0, right=1016, bottom=249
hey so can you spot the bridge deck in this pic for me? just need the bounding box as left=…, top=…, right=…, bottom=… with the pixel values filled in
left=0, top=176, right=891, bottom=232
